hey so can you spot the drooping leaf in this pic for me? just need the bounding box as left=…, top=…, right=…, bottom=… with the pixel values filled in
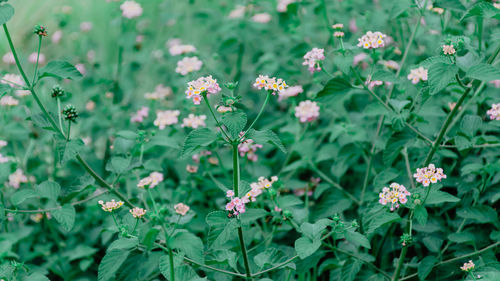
left=295, top=236, right=321, bottom=259
left=97, top=250, right=130, bottom=281
left=316, top=77, right=352, bottom=99
left=36, top=181, right=61, bottom=202
left=428, top=62, right=458, bottom=95
left=180, top=128, right=217, bottom=158
left=418, top=256, right=437, bottom=280
left=38, top=60, right=83, bottom=80
left=221, top=111, right=247, bottom=139
left=466, top=63, right=500, bottom=82
left=344, top=230, right=371, bottom=249
left=51, top=204, right=76, bottom=231
left=245, top=129, right=286, bottom=153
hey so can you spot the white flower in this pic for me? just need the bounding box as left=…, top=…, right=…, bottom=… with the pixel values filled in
left=98, top=199, right=124, bottom=212
left=442, top=44, right=456, bottom=55
left=2, top=52, right=15, bottom=65
left=252, top=13, right=271, bottom=23
left=144, top=84, right=172, bottom=100
left=357, top=31, right=387, bottom=49
left=174, top=203, right=190, bottom=216
left=185, top=76, right=221, bottom=104
left=120, top=1, right=143, bottom=18
left=277, top=0, right=296, bottom=12
left=131, top=106, right=149, bottom=123
left=9, top=169, right=28, bottom=189
left=303, top=48, right=325, bottom=74
left=182, top=114, right=207, bottom=129
left=0, top=95, right=19, bottom=106
left=137, top=171, right=164, bottom=188
left=295, top=100, right=320, bottom=123
left=169, top=44, right=196, bottom=56
left=253, top=75, right=288, bottom=94
left=487, top=103, right=500, bottom=120
left=407, top=67, right=428, bottom=84
left=278, top=85, right=303, bottom=101
left=154, top=110, right=180, bottom=129
left=228, top=5, right=246, bottom=19
left=130, top=207, right=147, bottom=218
left=175, top=57, right=202, bottom=76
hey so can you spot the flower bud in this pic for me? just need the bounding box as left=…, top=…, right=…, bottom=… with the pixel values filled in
left=33, top=24, right=48, bottom=37
left=63, top=104, right=78, bottom=122
left=399, top=233, right=413, bottom=246
left=351, top=220, right=358, bottom=228
left=332, top=214, right=340, bottom=222
left=224, top=81, right=238, bottom=90
left=51, top=85, right=65, bottom=98
left=283, top=210, right=293, bottom=220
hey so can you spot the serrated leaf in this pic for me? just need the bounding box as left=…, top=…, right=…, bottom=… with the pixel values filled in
left=23, top=273, right=50, bottom=281
left=221, top=111, right=247, bottom=139
left=38, top=60, right=83, bottom=80
left=63, top=139, right=84, bottom=164
left=316, top=77, right=352, bottom=98
left=106, top=156, right=131, bottom=174
left=366, top=211, right=400, bottom=234
left=0, top=4, right=14, bottom=25
left=460, top=115, right=482, bottom=137
left=97, top=250, right=130, bottom=281
left=300, top=219, right=331, bottom=240
left=461, top=2, right=500, bottom=21
left=428, top=62, right=458, bottom=95
left=51, top=204, right=76, bottom=231
left=180, top=128, right=217, bottom=158
left=295, top=237, right=320, bottom=259
left=107, top=237, right=139, bottom=252
left=457, top=206, right=498, bottom=223
left=37, top=181, right=61, bottom=202
left=245, top=129, right=286, bottom=153
left=206, top=211, right=237, bottom=248
left=383, top=130, right=414, bottom=165
left=341, top=259, right=362, bottom=281
left=418, top=256, right=437, bottom=280
left=344, top=230, right=371, bottom=249
left=466, top=63, right=500, bottom=82
left=170, top=231, right=204, bottom=263
left=414, top=205, right=428, bottom=226
left=425, top=189, right=460, bottom=205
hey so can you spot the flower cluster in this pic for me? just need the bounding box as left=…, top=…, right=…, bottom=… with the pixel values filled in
left=154, top=110, right=180, bottom=129
left=253, top=75, right=288, bottom=94
left=33, top=24, right=48, bottom=36
left=277, top=0, right=296, bottom=13
left=302, top=48, right=325, bottom=73
left=278, top=85, right=303, bottom=101
left=169, top=44, right=196, bottom=56
left=1, top=74, right=30, bottom=97
left=185, top=76, right=221, bottom=104
left=0, top=95, right=19, bottom=107
left=225, top=192, right=247, bottom=216
left=182, top=114, right=207, bottom=129
left=295, top=100, right=320, bottom=123
left=144, top=84, right=172, bottom=100
left=460, top=260, right=475, bottom=272
left=413, top=164, right=447, bottom=187
left=252, top=13, right=272, bottom=23
left=0, top=140, right=8, bottom=163
left=407, top=67, right=428, bottom=84
left=175, top=56, right=202, bottom=76
left=131, top=106, right=149, bottom=123
left=247, top=176, right=278, bottom=201
left=98, top=199, right=124, bottom=212
left=130, top=207, right=147, bottom=218
left=174, top=203, right=190, bottom=216
left=186, top=164, right=198, bottom=173
left=137, top=172, right=164, bottom=188
left=120, top=1, right=143, bottom=19
left=486, top=103, right=500, bottom=120
left=357, top=31, right=387, bottom=49
left=51, top=85, right=65, bottom=98
left=9, top=169, right=28, bottom=189
left=216, top=105, right=233, bottom=113
left=379, top=183, right=411, bottom=211
left=3, top=52, right=15, bottom=65
left=442, top=44, right=456, bottom=55
left=238, top=138, right=263, bottom=162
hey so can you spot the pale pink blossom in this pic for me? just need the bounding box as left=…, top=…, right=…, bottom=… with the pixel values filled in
left=86, top=101, right=96, bottom=111
left=413, top=164, right=446, bottom=187
left=277, top=0, right=296, bottom=12
left=353, top=53, right=368, bottom=66
left=182, top=114, right=207, bottom=129
left=174, top=203, right=190, bottom=216
left=120, top=1, right=143, bottom=19
left=98, top=199, right=124, bottom=212
left=334, top=31, right=344, bottom=38
left=8, top=169, right=28, bottom=189
left=75, top=64, right=86, bottom=76
left=278, top=85, right=303, bottom=101
left=295, top=100, right=320, bottom=123
left=228, top=5, right=246, bottom=19
left=130, top=207, right=147, bottom=218
left=0, top=95, right=19, bottom=106
left=28, top=52, right=46, bottom=65
left=80, top=22, right=93, bottom=32
left=154, top=110, right=180, bottom=129
left=0, top=140, right=7, bottom=148
left=357, top=31, right=387, bottom=49
left=238, top=138, right=262, bottom=162
left=349, top=18, right=358, bottom=33
left=460, top=260, right=475, bottom=272
left=252, top=13, right=271, bottom=23
left=407, top=67, right=428, bottom=84
left=131, top=106, right=149, bottom=123
left=186, top=165, right=198, bottom=173
left=303, top=48, right=325, bottom=73
left=185, top=76, right=221, bottom=104
left=253, top=75, right=288, bottom=94
left=2, top=52, right=15, bottom=65
left=0, top=154, right=8, bottom=163
left=169, top=44, right=196, bottom=56
left=175, top=57, right=202, bottom=75
left=216, top=105, right=233, bottom=113
left=137, top=171, right=164, bottom=188
left=51, top=30, right=63, bottom=44
left=379, top=183, right=411, bottom=211
left=490, top=80, right=500, bottom=88
left=144, top=84, right=172, bottom=100
left=487, top=103, right=500, bottom=120
left=442, top=44, right=456, bottom=55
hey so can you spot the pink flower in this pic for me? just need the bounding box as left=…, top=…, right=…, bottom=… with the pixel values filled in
left=253, top=75, right=288, bottom=94
left=130, top=207, right=147, bottom=218
left=2, top=52, right=15, bottom=65
left=185, top=76, right=221, bottom=104
left=98, top=199, right=124, bottom=212
left=181, top=114, right=207, bottom=129
left=413, top=164, right=447, bottom=187
left=80, top=22, right=93, bottom=32
left=407, top=67, right=428, bottom=84
left=357, top=31, right=387, bottom=49
left=487, top=103, right=500, bottom=120
left=137, top=171, right=164, bottom=188
left=442, top=44, right=456, bottom=55
left=9, top=169, right=29, bottom=188
left=460, top=260, right=475, bottom=272
left=175, top=57, right=202, bottom=76
left=174, top=203, right=190, bottom=216
left=252, top=13, right=271, bottom=23
left=303, top=48, right=325, bottom=74
left=154, top=110, right=180, bottom=129
left=186, top=165, right=198, bottom=173
left=278, top=85, right=303, bottom=101
left=131, top=106, right=149, bottom=123
left=120, top=1, right=143, bottom=18
left=238, top=138, right=262, bottom=162
left=51, top=30, right=63, bottom=44
left=378, top=183, right=411, bottom=211
left=295, top=100, right=320, bottom=123
left=226, top=190, right=235, bottom=198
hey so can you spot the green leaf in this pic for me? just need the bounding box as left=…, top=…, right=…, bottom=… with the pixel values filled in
left=300, top=219, right=331, bottom=240
left=0, top=4, right=14, bottom=25
left=461, top=2, right=500, bottom=21
left=159, top=253, right=202, bottom=281
left=460, top=115, right=482, bottom=137
left=106, top=156, right=131, bottom=174
left=107, top=237, right=139, bottom=252
left=372, top=71, right=399, bottom=83
left=454, top=135, right=472, bottom=151
left=418, top=256, right=437, bottom=280
left=383, top=130, right=414, bottom=165
left=37, top=181, right=61, bottom=202
left=63, top=139, right=85, bottom=164
left=366, top=211, right=401, bottom=234
left=23, top=273, right=50, bottom=281
left=206, top=211, right=237, bottom=248
left=239, top=208, right=268, bottom=225
left=295, top=236, right=321, bottom=259
left=414, top=205, right=428, bottom=226
left=428, top=62, right=458, bottom=95
left=180, top=128, right=217, bottom=158
left=457, top=206, right=498, bottom=223
left=38, top=60, right=83, bottom=80
left=344, top=230, right=371, bottom=249
left=97, top=250, right=130, bottom=281
left=425, top=189, right=460, bottom=205
left=245, top=129, right=286, bottom=153
left=11, top=189, right=38, bottom=205
left=341, top=259, right=362, bottom=281
left=447, top=232, right=475, bottom=244
left=388, top=99, right=410, bottom=113
left=316, top=77, right=352, bottom=99
left=221, top=111, right=247, bottom=139
left=170, top=231, right=204, bottom=263
left=51, top=204, right=76, bottom=231
left=466, top=63, right=500, bottom=82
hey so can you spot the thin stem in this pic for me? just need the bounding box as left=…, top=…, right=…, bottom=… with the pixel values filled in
left=202, top=93, right=232, bottom=142
left=32, top=36, right=42, bottom=85
left=252, top=255, right=299, bottom=277
left=57, top=97, right=64, bottom=135
left=392, top=246, right=408, bottom=281
left=308, top=160, right=360, bottom=205
left=66, top=121, right=71, bottom=141
left=239, top=91, right=271, bottom=142
left=402, top=148, right=416, bottom=189
left=3, top=24, right=30, bottom=85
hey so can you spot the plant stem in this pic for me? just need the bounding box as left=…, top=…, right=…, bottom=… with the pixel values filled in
left=202, top=93, right=232, bottom=142
left=57, top=97, right=64, bottom=134
left=66, top=121, right=71, bottom=141
left=32, top=36, right=42, bottom=85
left=239, top=91, right=271, bottom=142
left=308, top=160, right=360, bottom=204
left=392, top=246, right=408, bottom=281
left=232, top=143, right=252, bottom=279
